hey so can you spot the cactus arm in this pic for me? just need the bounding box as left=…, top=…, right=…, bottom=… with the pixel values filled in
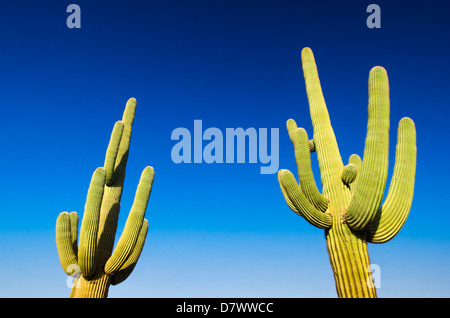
left=348, top=154, right=362, bottom=193
left=279, top=178, right=300, bottom=214
left=101, top=97, right=136, bottom=205
left=96, top=98, right=137, bottom=263
left=78, top=167, right=106, bottom=278
left=69, top=211, right=79, bottom=254
left=346, top=67, right=390, bottom=231
left=341, top=164, right=357, bottom=185
left=56, top=212, right=78, bottom=275
left=104, top=166, right=154, bottom=275
left=111, top=219, right=149, bottom=285
left=278, top=169, right=332, bottom=229
left=112, top=98, right=136, bottom=189
left=286, top=119, right=328, bottom=211
left=367, top=118, right=417, bottom=243
left=301, top=47, right=343, bottom=192
left=104, top=121, right=124, bottom=186
left=308, top=139, right=315, bottom=153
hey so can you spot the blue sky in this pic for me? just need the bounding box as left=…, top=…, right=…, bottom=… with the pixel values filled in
left=0, top=0, right=449, bottom=297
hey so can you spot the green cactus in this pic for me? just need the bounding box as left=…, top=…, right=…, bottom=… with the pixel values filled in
left=56, top=98, right=155, bottom=298
left=278, top=48, right=416, bottom=298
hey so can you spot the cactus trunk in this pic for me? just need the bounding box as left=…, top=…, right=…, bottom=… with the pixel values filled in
left=70, top=274, right=111, bottom=298
left=324, top=171, right=376, bottom=297
left=326, top=222, right=376, bottom=298
left=278, top=47, right=416, bottom=298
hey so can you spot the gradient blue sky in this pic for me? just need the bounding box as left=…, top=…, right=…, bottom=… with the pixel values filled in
left=0, top=0, right=449, bottom=297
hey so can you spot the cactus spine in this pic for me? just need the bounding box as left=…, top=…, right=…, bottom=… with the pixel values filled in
left=56, top=98, right=154, bottom=298
left=278, top=48, right=417, bottom=298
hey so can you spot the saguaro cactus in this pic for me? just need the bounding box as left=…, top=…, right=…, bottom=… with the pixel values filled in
left=56, top=98, right=155, bottom=298
left=278, top=48, right=416, bottom=298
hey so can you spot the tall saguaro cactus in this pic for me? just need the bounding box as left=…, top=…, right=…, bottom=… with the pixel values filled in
left=56, top=98, right=155, bottom=298
left=278, top=48, right=417, bottom=298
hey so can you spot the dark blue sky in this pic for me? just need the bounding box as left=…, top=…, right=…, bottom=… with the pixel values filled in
left=0, top=0, right=449, bottom=297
